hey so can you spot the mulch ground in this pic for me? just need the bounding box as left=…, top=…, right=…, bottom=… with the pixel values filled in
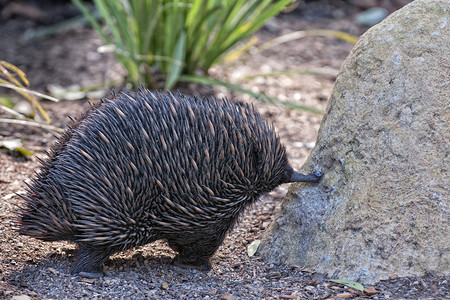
left=0, top=0, right=448, bottom=299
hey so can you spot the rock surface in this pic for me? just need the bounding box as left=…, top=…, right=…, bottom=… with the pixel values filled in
left=261, top=0, right=449, bottom=284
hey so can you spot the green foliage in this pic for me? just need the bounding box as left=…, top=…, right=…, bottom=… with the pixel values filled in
left=72, top=0, right=292, bottom=89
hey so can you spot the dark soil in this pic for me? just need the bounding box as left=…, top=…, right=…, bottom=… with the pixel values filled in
left=1, top=0, right=448, bottom=299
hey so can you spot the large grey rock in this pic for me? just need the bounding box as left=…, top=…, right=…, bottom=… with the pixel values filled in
left=261, top=0, right=449, bottom=284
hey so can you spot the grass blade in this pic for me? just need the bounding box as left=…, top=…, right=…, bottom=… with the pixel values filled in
left=179, top=75, right=324, bottom=114
left=72, top=0, right=111, bottom=43
left=257, top=29, right=358, bottom=55
left=165, top=31, right=186, bottom=90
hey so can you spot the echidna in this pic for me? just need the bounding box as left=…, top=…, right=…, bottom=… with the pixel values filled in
left=19, top=89, right=321, bottom=276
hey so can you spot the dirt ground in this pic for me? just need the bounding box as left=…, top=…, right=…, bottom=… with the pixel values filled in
left=0, top=0, right=448, bottom=299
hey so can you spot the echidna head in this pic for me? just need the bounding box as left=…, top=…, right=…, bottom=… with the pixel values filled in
left=252, top=130, right=322, bottom=194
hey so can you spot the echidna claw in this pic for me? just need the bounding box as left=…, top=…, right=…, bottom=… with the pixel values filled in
left=313, top=171, right=324, bottom=179
left=78, top=271, right=104, bottom=279
left=171, top=255, right=212, bottom=271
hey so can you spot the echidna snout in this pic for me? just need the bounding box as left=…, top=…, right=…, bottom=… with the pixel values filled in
left=289, top=170, right=323, bottom=183
left=18, top=89, right=322, bottom=276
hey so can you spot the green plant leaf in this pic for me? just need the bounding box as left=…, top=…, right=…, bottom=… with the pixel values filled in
left=72, top=0, right=111, bottom=43
left=16, top=147, right=34, bottom=156
left=22, top=10, right=101, bottom=42
left=329, top=279, right=365, bottom=292
left=165, top=31, right=186, bottom=90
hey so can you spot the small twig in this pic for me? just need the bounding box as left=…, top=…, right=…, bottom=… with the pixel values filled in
left=0, top=104, right=26, bottom=119
left=0, top=83, right=59, bottom=102
left=0, top=118, right=63, bottom=133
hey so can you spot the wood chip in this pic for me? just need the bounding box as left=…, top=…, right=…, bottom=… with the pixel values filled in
left=333, top=292, right=353, bottom=298
left=363, top=286, right=378, bottom=295
left=219, top=293, right=237, bottom=300
left=301, top=268, right=315, bottom=274
left=348, top=288, right=363, bottom=296
left=79, top=278, right=95, bottom=284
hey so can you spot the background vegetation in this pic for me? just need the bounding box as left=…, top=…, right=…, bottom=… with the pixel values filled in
left=72, top=0, right=292, bottom=90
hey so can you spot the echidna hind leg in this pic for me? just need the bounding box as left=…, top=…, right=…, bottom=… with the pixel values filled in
left=172, top=253, right=212, bottom=271
left=168, top=238, right=221, bottom=270
left=71, top=245, right=111, bottom=277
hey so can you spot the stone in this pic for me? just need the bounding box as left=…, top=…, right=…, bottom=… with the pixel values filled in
left=260, top=0, right=449, bottom=284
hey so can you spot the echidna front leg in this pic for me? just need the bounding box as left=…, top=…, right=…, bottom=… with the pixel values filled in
left=71, top=244, right=111, bottom=278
